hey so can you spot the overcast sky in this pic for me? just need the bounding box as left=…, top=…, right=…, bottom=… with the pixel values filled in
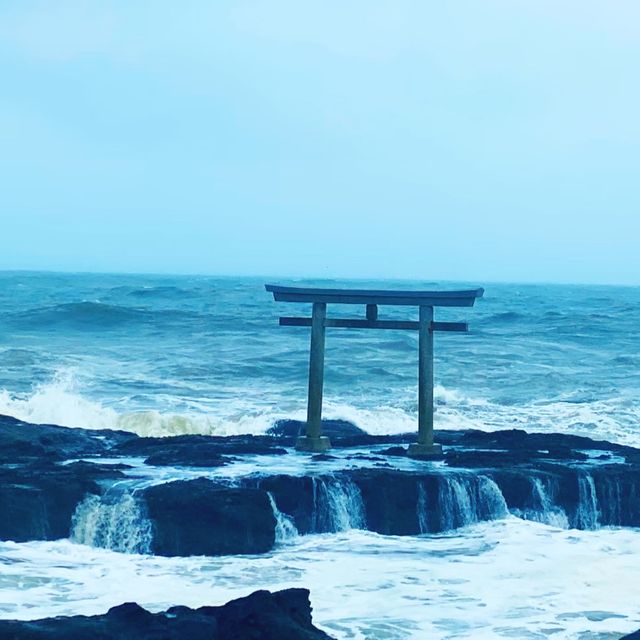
left=1, top=1, right=639, bottom=284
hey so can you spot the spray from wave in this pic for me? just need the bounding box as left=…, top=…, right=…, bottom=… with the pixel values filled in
left=0, top=370, right=278, bottom=437
left=0, top=370, right=118, bottom=430
left=0, top=371, right=639, bottom=446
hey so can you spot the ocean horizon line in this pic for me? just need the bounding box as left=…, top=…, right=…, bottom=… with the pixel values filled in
left=0, top=268, right=638, bottom=290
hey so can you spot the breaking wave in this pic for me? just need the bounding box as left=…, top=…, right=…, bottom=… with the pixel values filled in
left=0, top=370, right=277, bottom=436
left=0, top=371, right=639, bottom=446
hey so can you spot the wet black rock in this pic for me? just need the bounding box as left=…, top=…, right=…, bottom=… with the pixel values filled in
left=143, top=477, right=276, bottom=556
left=379, top=446, right=407, bottom=457
left=0, top=414, right=133, bottom=464
left=0, top=460, right=123, bottom=542
left=268, top=418, right=366, bottom=439
left=249, top=461, right=640, bottom=536
left=5, top=412, right=640, bottom=554
left=113, top=434, right=288, bottom=460
left=311, top=453, right=338, bottom=462
left=449, top=428, right=633, bottom=455
left=443, top=448, right=589, bottom=468
left=267, top=419, right=411, bottom=448
left=253, top=474, right=317, bottom=534
left=354, top=469, right=426, bottom=535
left=344, top=453, right=386, bottom=462
left=0, top=588, right=335, bottom=640
left=144, top=447, right=232, bottom=467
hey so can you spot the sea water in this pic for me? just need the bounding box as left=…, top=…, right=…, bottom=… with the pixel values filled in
left=1, top=272, right=639, bottom=444
left=1, top=271, right=639, bottom=638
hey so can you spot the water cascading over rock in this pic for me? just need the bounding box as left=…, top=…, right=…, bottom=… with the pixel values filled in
left=267, top=492, right=299, bottom=544
left=71, top=491, right=153, bottom=554
left=597, top=474, right=623, bottom=526
left=435, top=474, right=509, bottom=532
left=574, top=473, right=600, bottom=530
left=311, top=476, right=366, bottom=532
left=512, top=477, right=570, bottom=528
left=64, top=466, right=638, bottom=559
left=417, top=482, right=429, bottom=534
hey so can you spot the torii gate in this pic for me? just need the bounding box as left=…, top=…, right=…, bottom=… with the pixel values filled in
left=265, top=284, right=483, bottom=457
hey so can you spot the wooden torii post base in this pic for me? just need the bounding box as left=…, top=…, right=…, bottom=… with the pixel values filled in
left=296, top=435, right=332, bottom=453
left=265, top=284, right=483, bottom=457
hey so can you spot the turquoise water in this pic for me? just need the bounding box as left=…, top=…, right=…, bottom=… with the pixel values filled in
left=0, top=271, right=639, bottom=443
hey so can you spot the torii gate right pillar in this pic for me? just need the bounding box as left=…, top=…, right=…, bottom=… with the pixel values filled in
left=407, top=305, right=443, bottom=457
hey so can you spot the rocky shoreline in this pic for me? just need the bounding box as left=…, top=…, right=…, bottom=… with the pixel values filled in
left=2, top=413, right=640, bottom=637
left=2, top=414, right=640, bottom=553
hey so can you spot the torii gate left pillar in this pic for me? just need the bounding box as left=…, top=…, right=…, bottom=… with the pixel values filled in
left=303, top=302, right=330, bottom=452
left=265, top=284, right=484, bottom=457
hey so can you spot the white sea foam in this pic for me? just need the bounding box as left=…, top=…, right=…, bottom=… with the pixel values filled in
left=1, top=520, right=640, bottom=639
left=318, top=390, right=640, bottom=448
left=1, top=373, right=639, bottom=447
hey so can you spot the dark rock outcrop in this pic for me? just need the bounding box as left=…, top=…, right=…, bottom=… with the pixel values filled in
left=269, top=418, right=367, bottom=440
left=0, top=460, right=123, bottom=542
left=143, top=478, right=276, bottom=556
left=144, top=447, right=232, bottom=467
left=256, top=474, right=317, bottom=533
left=113, top=433, right=288, bottom=463
left=457, top=428, right=632, bottom=452
left=267, top=418, right=411, bottom=448
left=0, top=414, right=133, bottom=464
left=248, top=462, right=640, bottom=536
left=354, top=469, right=425, bottom=535
left=4, top=412, right=640, bottom=555
left=0, top=588, right=335, bottom=640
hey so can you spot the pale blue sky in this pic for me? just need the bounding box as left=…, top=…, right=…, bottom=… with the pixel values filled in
left=1, top=1, right=639, bottom=284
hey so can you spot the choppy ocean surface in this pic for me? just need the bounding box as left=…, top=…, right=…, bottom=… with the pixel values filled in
left=1, top=271, right=640, bottom=639
left=1, top=271, right=639, bottom=444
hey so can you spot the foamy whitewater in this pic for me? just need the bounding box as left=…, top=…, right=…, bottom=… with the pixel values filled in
left=1, top=272, right=640, bottom=638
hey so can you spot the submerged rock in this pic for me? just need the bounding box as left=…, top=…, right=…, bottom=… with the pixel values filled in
left=0, top=588, right=335, bottom=639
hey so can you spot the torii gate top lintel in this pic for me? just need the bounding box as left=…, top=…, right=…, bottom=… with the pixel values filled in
left=265, top=284, right=484, bottom=307
left=265, top=284, right=484, bottom=458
